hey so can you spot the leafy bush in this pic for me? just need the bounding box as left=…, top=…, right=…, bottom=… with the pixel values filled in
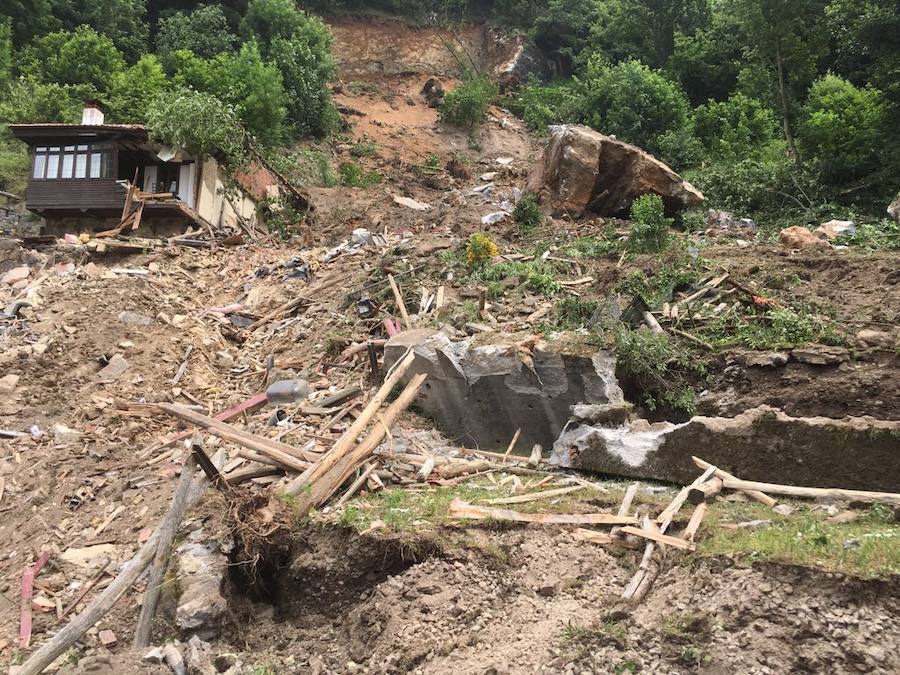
left=614, top=326, right=702, bottom=417
left=798, top=74, right=888, bottom=188
left=692, top=93, right=779, bottom=160
left=560, top=232, right=623, bottom=258
left=107, top=55, right=169, bottom=123
left=441, top=77, right=497, bottom=129
left=554, top=297, right=599, bottom=329
left=836, top=219, right=900, bottom=251
left=513, top=193, right=543, bottom=232
left=628, top=194, right=672, bottom=253
left=19, top=25, right=125, bottom=93
left=146, top=89, right=247, bottom=165
left=576, top=57, right=690, bottom=155
left=339, top=161, right=382, bottom=187
left=465, top=232, right=500, bottom=269
left=503, top=80, right=583, bottom=132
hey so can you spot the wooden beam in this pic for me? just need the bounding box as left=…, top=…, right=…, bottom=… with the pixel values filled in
left=682, top=502, right=708, bottom=542
left=388, top=274, right=412, bottom=330
left=721, top=479, right=900, bottom=507
left=691, top=456, right=777, bottom=508
left=687, top=476, right=723, bottom=505
left=482, top=485, right=583, bottom=505
left=619, top=526, right=695, bottom=551
left=449, top=499, right=638, bottom=526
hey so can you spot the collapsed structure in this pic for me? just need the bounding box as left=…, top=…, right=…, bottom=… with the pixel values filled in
left=9, top=103, right=268, bottom=237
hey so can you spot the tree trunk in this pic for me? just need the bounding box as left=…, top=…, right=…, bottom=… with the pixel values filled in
left=774, top=41, right=800, bottom=163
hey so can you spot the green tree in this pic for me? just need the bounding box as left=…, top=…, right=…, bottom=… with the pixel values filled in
left=171, top=43, right=288, bottom=145
left=146, top=88, right=247, bottom=165
left=798, top=74, right=888, bottom=188
left=52, top=0, right=149, bottom=62
left=269, top=18, right=337, bottom=136
left=693, top=93, right=779, bottom=159
left=2, top=0, right=59, bottom=47
left=576, top=57, right=690, bottom=154
left=731, top=0, right=829, bottom=162
left=157, top=4, right=238, bottom=61
left=0, top=18, right=11, bottom=91
left=107, top=54, right=170, bottom=122
left=240, top=0, right=307, bottom=53
left=18, top=25, right=125, bottom=94
left=0, top=77, right=87, bottom=123
left=589, top=0, right=711, bottom=69
left=529, top=0, right=598, bottom=75
left=669, top=8, right=743, bottom=104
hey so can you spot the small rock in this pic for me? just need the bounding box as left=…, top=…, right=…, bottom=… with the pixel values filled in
left=780, top=226, right=830, bottom=250
left=855, top=329, right=896, bottom=349
left=744, top=351, right=789, bottom=368
left=52, top=423, right=82, bottom=445
left=97, top=354, right=129, bottom=382
left=815, top=219, right=856, bottom=240
left=60, top=544, right=117, bottom=569
left=118, top=310, right=152, bottom=326
left=1, top=266, right=29, bottom=285
left=0, top=373, right=20, bottom=394
left=791, top=346, right=850, bottom=365
left=481, top=211, right=508, bottom=225
left=144, top=644, right=186, bottom=675
left=826, top=510, right=860, bottom=525
left=214, top=351, right=235, bottom=370
left=266, top=379, right=311, bottom=404
left=772, top=504, right=794, bottom=517
left=98, top=629, right=117, bottom=646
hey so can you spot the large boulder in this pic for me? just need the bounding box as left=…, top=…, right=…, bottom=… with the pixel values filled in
left=384, top=328, right=626, bottom=452
left=889, top=192, right=900, bottom=223
left=551, top=406, right=900, bottom=492
left=526, top=125, right=704, bottom=217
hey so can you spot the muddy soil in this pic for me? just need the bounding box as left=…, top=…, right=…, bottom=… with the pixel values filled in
left=217, top=526, right=899, bottom=674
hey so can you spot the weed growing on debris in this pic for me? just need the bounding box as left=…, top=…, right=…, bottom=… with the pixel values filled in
left=836, top=219, right=900, bottom=250
left=465, top=232, right=499, bottom=269
left=440, top=76, right=497, bottom=128
left=617, top=256, right=704, bottom=309
left=513, top=192, right=543, bottom=232
left=614, top=326, right=703, bottom=416
left=699, top=306, right=848, bottom=350
left=554, top=297, right=600, bottom=329
left=339, top=160, right=382, bottom=187
left=560, top=233, right=623, bottom=259
left=628, top=194, right=672, bottom=253
left=473, top=260, right=562, bottom=296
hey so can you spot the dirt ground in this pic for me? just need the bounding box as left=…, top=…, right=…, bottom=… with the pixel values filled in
left=2, top=15, right=899, bottom=675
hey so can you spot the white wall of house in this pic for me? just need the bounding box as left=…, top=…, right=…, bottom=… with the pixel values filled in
left=178, top=163, right=197, bottom=208
left=196, top=157, right=257, bottom=229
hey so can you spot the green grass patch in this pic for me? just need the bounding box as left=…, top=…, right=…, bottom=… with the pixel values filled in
left=699, top=501, right=900, bottom=579
left=339, top=160, right=382, bottom=187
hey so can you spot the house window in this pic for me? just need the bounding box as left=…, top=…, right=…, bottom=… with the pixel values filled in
left=31, top=143, right=113, bottom=180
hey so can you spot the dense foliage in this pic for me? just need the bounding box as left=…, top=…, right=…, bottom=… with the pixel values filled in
left=1, top=0, right=898, bottom=226
left=0, top=0, right=336, bottom=191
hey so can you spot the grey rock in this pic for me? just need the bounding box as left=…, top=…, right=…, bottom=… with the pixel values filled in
left=791, top=346, right=850, bottom=365
left=743, top=351, right=790, bottom=368
left=117, top=310, right=152, bottom=326
left=888, top=192, right=900, bottom=223
left=175, top=539, right=228, bottom=640
left=384, top=328, right=624, bottom=451
left=266, top=379, right=311, bottom=404
left=97, top=353, right=129, bottom=382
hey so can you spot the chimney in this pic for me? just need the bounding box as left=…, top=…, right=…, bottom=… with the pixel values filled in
left=82, top=101, right=105, bottom=126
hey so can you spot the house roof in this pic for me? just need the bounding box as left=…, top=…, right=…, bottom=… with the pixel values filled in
left=8, top=123, right=149, bottom=143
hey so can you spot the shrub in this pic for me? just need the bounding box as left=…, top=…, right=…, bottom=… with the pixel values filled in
left=799, top=74, right=888, bottom=188
left=576, top=57, right=690, bottom=155
left=504, top=80, right=583, bottom=132
left=628, top=194, right=672, bottom=253
left=19, top=25, right=125, bottom=93
left=107, top=55, right=170, bottom=123
left=157, top=5, right=237, bottom=60
left=513, top=192, right=543, bottom=232
left=555, top=297, right=599, bottom=329
left=614, top=326, right=702, bottom=417
left=692, top=93, right=779, bottom=160
left=441, top=76, right=497, bottom=129
left=339, top=161, right=382, bottom=187
left=465, top=232, right=499, bottom=269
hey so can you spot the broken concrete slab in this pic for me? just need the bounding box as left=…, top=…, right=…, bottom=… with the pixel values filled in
left=526, top=125, right=704, bottom=217
left=175, top=540, right=228, bottom=640
left=551, top=406, right=900, bottom=492
left=384, top=329, right=625, bottom=451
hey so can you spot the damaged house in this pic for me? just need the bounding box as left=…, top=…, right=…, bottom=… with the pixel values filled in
left=9, top=102, right=268, bottom=237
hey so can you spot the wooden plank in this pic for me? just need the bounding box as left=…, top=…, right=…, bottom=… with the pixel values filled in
left=482, top=485, right=584, bottom=505
left=449, top=499, right=637, bottom=526
left=153, top=402, right=315, bottom=472
left=501, top=428, right=521, bottom=462
left=721, top=479, right=900, bottom=507
left=573, top=529, right=613, bottom=545
left=388, top=274, right=412, bottom=330
left=656, top=465, right=716, bottom=527
left=683, top=502, right=708, bottom=542
left=692, top=456, right=777, bottom=508
left=687, top=476, right=723, bottom=505
left=19, top=552, right=51, bottom=648
left=619, top=526, right=696, bottom=551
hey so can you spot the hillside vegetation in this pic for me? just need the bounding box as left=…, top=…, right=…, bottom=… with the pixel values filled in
left=1, top=0, right=898, bottom=232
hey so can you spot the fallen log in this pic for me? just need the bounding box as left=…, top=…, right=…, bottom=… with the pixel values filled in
left=388, top=274, right=412, bottom=330
left=721, top=479, right=900, bottom=507
left=449, top=499, right=637, bottom=526
left=687, top=476, right=723, bottom=505
left=224, top=465, right=283, bottom=485
left=482, top=485, right=584, bottom=505
left=619, top=526, right=695, bottom=551
left=682, top=502, right=708, bottom=542
left=294, top=373, right=429, bottom=511
left=133, top=455, right=198, bottom=647
left=691, top=456, right=777, bottom=508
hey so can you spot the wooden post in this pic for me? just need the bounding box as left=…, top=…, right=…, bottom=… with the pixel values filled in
left=388, top=274, right=412, bottom=330
left=691, top=456, right=777, bottom=508
left=720, top=479, right=900, bottom=507
left=683, top=502, right=708, bottom=541
left=502, top=428, right=521, bottom=462
left=687, top=476, right=723, bottom=504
